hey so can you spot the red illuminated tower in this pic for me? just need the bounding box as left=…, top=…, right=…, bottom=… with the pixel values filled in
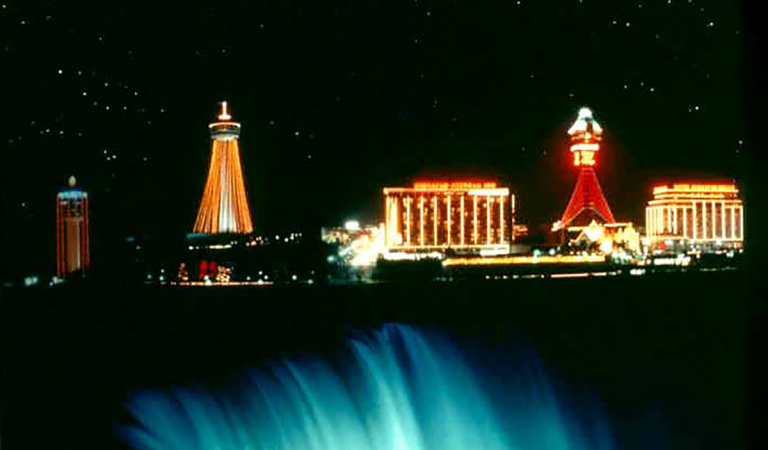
left=554, top=107, right=615, bottom=231
left=193, top=102, right=254, bottom=234
left=56, top=176, right=90, bottom=277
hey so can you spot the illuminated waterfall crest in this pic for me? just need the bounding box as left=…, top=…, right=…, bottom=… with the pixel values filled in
left=119, top=324, right=613, bottom=450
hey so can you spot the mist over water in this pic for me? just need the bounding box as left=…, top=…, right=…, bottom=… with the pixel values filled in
left=119, top=323, right=613, bottom=450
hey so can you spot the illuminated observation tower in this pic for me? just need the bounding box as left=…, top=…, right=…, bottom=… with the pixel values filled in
left=56, top=176, right=90, bottom=277
left=554, top=107, right=615, bottom=231
left=193, top=102, right=254, bottom=234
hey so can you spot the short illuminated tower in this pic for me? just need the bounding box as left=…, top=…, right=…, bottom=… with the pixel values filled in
left=56, top=176, right=90, bottom=277
left=193, top=102, right=254, bottom=234
left=554, top=107, right=615, bottom=231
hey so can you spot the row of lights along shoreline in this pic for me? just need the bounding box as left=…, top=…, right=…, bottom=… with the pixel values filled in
left=37, top=102, right=743, bottom=288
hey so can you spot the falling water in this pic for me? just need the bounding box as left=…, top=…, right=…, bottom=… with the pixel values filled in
left=119, top=324, right=613, bottom=450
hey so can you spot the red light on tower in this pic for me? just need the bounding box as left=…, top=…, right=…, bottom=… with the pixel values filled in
left=56, top=176, right=90, bottom=278
left=555, top=107, right=615, bottom=230
left=568, top=107, right=602, bottom=167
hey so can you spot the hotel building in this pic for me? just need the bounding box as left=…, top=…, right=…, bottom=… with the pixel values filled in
left=383, top=181, right=514, bottom=255
left=645, top=183, right=744, bottom=250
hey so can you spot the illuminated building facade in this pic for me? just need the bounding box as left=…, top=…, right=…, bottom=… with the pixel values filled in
left=646, top=183, right=744, bottom=250
left=554, top=107, right=615, bottom=231
left=193, top=101, right=254, bottom=234
left=383, top=181, right=514, bottom=255
left=56, top=176, right=90, bottom=277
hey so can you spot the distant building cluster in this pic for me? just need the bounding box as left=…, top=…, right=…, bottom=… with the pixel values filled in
left=39, top=103, right=745, bottom=287
left=370, top=107, right=744, bottom=269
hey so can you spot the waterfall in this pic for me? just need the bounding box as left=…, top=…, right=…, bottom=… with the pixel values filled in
left=119, top=324, right=612, bottom=450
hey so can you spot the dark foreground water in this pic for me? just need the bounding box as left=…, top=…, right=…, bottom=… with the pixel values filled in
left=3, top=271, right=754, bottom=450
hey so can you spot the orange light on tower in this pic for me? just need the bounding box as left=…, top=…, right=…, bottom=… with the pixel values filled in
left=193, top=102, right=254, bottom=234
left=56, top=176, right=90, bottom=278
left=554, top=107, right=615, bottom=231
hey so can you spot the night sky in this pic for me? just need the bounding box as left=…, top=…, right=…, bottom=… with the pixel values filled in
left=1, top=1, right=746, bottom=277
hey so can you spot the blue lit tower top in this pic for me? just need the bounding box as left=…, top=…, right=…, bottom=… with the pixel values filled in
left=57, top=175, right=88, bottom=201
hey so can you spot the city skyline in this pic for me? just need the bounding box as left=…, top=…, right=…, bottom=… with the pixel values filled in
left=2, top=100, right=744, bottom=281
left=1, top=1, right=747, bottom=279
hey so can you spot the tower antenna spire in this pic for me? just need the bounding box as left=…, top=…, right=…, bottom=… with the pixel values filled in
left=218, top=101, right=231, bottom=121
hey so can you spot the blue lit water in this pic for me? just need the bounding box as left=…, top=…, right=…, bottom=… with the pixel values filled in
left=119, top=324, right=613, bottom=450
